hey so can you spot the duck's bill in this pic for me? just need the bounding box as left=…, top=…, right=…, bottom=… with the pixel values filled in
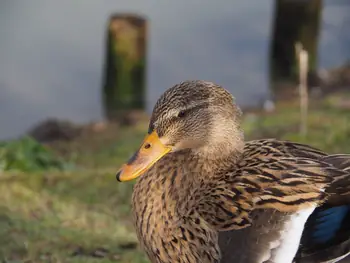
left=116, top=131, right=172, bottom=182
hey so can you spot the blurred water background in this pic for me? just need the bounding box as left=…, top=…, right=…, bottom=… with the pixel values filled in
left=0, top=0, right=349, bottom=140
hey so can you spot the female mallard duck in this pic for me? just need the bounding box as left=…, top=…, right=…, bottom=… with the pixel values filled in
left=116, top=80, right=350, bottom=263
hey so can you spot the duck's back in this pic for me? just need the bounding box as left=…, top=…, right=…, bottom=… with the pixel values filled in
left=217, top=140, right=350, bottom=263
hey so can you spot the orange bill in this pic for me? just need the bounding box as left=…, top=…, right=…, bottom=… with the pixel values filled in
left=116, top=131, right=172, bottom=182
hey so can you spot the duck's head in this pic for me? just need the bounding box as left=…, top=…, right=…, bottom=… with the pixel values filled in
left=116, top=80, right=244, bottom=182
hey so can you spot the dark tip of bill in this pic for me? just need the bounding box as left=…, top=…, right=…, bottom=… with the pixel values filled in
left=116, top=170, right=122, bottom=181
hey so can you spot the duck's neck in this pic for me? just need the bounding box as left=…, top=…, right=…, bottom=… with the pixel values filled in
left=132, top=151, right=227, bottom=263
left=194, top=116, right=245, bottom=167
left=194, top=138, right=245, bottom=173
left=132, top=151, right=208, bottom=223
left=131, top=147, right=243, bottom=263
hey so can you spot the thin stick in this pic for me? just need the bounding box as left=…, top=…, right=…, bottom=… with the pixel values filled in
left=295, top=42, right=309, bottom=136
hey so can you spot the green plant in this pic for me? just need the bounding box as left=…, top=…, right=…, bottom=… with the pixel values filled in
left=0, top=136, right=70, bottom=172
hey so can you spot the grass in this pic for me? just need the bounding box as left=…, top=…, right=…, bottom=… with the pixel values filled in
left=244, top=102, right=350, bottom=153
left=0, top=171, right=147, bottom=263
left=0, top=136, right=68, bottom=172
left=0, top=98, right=349, bottom=262
left=0, top=125, right=148, bottom=263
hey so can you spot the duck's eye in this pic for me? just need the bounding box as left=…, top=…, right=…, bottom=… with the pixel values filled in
left=177, top=110, right=186, bottom=118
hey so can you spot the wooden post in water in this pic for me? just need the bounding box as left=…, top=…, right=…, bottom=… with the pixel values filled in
left=102, top=13, right=147, bottom=120
left=269, top=0, right=322, bottom=98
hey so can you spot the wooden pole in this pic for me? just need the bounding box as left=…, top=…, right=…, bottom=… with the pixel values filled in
left=269, top=0, right=322, bottom=98
left=102, top=13, right=147, bottom=120
left=295, top=42, right=309, bottom=136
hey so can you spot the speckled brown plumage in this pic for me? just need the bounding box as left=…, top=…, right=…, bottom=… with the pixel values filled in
left=121, top=80, right=350, bottom=263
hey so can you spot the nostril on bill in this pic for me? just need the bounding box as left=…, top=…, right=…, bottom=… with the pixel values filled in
left=144, top=143, right=151, bottom=149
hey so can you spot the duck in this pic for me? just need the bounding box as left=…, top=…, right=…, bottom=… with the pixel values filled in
left=116, top=80, right=350, bottom=263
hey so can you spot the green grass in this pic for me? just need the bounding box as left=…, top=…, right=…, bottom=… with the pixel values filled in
left=243, top=103, right=350, bottom=153
left=0, top=136, right=68, bottom=172
left=0, top=171, right=148, bottom=263
left=0, top=99, right=349, bottom=262
left=0, top=125, right=148, bottom=263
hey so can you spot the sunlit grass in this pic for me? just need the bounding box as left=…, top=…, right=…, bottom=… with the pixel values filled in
left=243, top=102, right=350, bottom=153
left=0, top=171, right=148, bottom=263
left=0, top=125, right=148, bottom=263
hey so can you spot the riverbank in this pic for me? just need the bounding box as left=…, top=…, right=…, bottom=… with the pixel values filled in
left=0, top=93, right=349, bottom=262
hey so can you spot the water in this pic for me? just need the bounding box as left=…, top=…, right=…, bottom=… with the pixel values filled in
left=0, top=0, right=349, bottom=140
